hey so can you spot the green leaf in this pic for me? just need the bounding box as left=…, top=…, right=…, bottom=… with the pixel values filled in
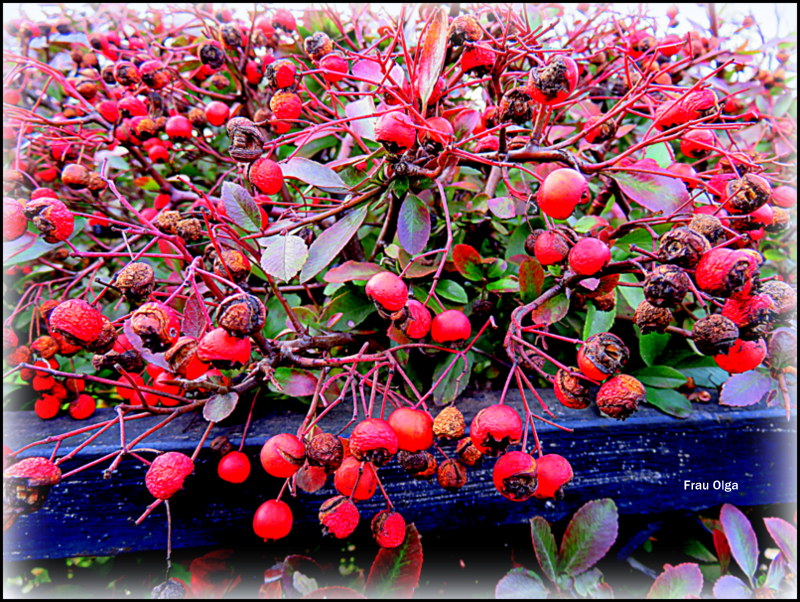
left=487, top=277, right=518, bottom=293
left=634, top=366, right=687, bottom=389
left=639, top=330, right=670, bottom=366
left=644, top=142, right=673, bottom=168
left=322, top=286, right=376, bottom=332
left=486, top=258, right=508, bottom=280
left=617, top=273, right=645, bottom=309
left=683, top=539, right=719, bottom=564
left=645, top=387, right=692, bottom=418
left=530, top=293, right=570, bottom=326
left=452, top=244, right=484, bottom=281
left=260, top=235, right=308, bottom=281
left=365, top=523, right=423, bottom=598
left=558, top=499, right=619, bottom=576
left=531, top=517, right=558, bottom=583
left=583, top=302, right=615, bottom=340
left=299, top=205, right=368, bottom=283
left=397, top=194, right=431, bottom=255
left=573, top=215, right=608, bottom=233
left=436, top=280, right=468, bottom=304
left=488, top=196, right=516, bottom=219
left=221, top=182, right=261, bottom=232
left=519, top=258, right=544, bottom=303
left=431, top=352, right=473, bottom=405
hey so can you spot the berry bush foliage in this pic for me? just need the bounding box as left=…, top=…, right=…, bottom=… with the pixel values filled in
left=1, top=1, right=797, bottom=565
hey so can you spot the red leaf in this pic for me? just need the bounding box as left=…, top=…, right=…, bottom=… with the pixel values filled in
left=530, top=292, right=570, bottom=326
left=182, top=293, right=207, bottom=338
left=713, top=528, right=732, bottom=575
left=416, top=7, right=448, bottom=110
left=324, top=261, right=384, bottom=283
left=518, top=258, right=544, bottom=303
left=453, top=244, right=484, bottom=281
left=190, top=549, right=242, bottom=599
left=366, top=523, right=423, bottom=598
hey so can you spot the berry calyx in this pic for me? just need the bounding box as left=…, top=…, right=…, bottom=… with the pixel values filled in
left=253, top=499, right=293, bottom=541
left=469, top=404, right=523, bottom=456
left=371, top=510, right=406, bottom=548
left=568, top=238, right=610, bottom=276
left=319, top=495, right=360, bottom=539
left=248, top=157, right=284, bottom=195
left=365, top=272, right=408, bottom=312
left=493, top=451, right=538, bottom=502
left=218, top=451, right=251, bottom=484
left=145, top=452, right=194, bottom=500
left=533, top=454, right=573, bottom=499
left=260, top=433, right=306, bottom=478
left=538, top=168, right=590, bottom=220
left=430, top=310, right=472, bottom=344
left=388, top=407, right=434, bottom=452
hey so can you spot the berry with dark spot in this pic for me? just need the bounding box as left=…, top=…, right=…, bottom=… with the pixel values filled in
left=375, top=112, right=416, bottom=154
left=577, top=332, right=629, bottom=381
left=349, top=418, right=398, bottom=467
left=372, top=510, right=406, bottom=548
left=695, top=248, right=760, bottom=298
left=596, top=374, right=645, bottom=420
left=526, top=55, right=579, bottom=105
left=469, top=404, right=523, bottom=456
left=493, top=451, right=538, bottom=502
left=260, top=433, right=306, bottom=478
left=319, top=495, right=359, bottom=539
left=130, top=302, right=181, bottom=352
left=533, top=454, right=573, bottom=499
left=714, top=338, right=767, bottom=373
left=554, top=368, right=591, bottom=409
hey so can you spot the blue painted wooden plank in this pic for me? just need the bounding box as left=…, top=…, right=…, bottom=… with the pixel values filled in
left=3, top=391, right=796, bottom=561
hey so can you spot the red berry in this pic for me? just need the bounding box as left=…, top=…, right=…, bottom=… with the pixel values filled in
left=148, top=144, right=169, bottom=163
left=3, top=456, right=62, bottom=486
left=145, top=452, right=194, bottom=500
left=430, top=310, right=472, bottom=344
left=196, top=328, right=252, bottom=366
left=714, top=338, right=767, bottom=374
left=375, top=112, right=416, bottom=154
left=165, top=115, right=192, bottom=140
left=680, top=129, right=716, bottom=159
left=533, top=231, right=571, bottom=265
left=461, top=43, right=495, bottom=75
left=253, top=499, right=293, bottom=541
left=249, top=158, right=284, bottom=195
left=265, top=59, right=296, bottom=89
left=365, top=272, right=408, bottom=312
left=319, top=53, right=348, bottom=83
left=771, top=186, right=796, bottom=208
left=577, top=332, right=629, bottom=381
left=334, top=456, right=378, bottom=500
left=350, top=418, right=398, bottom=466
left=419, top=116, right=454, bottom=149
left=319, top=495, right=360, bottom=539
left=3, top=197, right=27, bottom=242
left=116, top=373, right=146, bottom=404
left=69, top=394, right=96, bottom=420
left=260, top=433, right=306, bottom=478
left=218, top=451, right=251, bottom=483
left=469, top=404, right=523, bottom=456
left=526, top=55, right=579, bottom=105
left=493, top=451, right=538, bottom=502
left=269, top=91, right=303, bottom=133
left=48, top=299, right=115, bottom=352
left=533, top=454, right=573, bottom=499
left=553, top=368, right=591, bottom=409
left=23, top=196, right=74, bottom=244
left=654, top=89, right=718, bottom=131
left=568, top=238, right=610, bottom=276
left=695, top=248, right=760, bottom=298
left=537, top=168, right=590, bottom=220
left=388, top=407, right=434, bottom=452
left=35, top=395, right=61, bottom=420
left=403, top=300, right=432, bottom=339
left=142, top=371, right=182, bottom=407
left=96, top=100, right=120, bottom=123
left=272, top=8, right=296, bottom=32
left=596, top=374, right=645, bottom=420
left=371, top=510, right=406, bottom=548
left=204, top=101, right=230, bottom=127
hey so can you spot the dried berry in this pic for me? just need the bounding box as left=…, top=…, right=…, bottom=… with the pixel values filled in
left=349, top=418, right=398, bottom=467
left=375, top=112, right=416, bottom=154
left=213, top=249, right=252, bottom=283
left=365, top=271, right=408, bottom=312
left=217, top=451, right=251, bottom=484
left=722, top=293, right=775, bottom=340
left=319, top=495, right=359, bottom=539
left=304, top=32, right=333, bottom=62
left=396, top=450, right=437, bottom=478
left=196, top=327, right=252, bottom=366
left=388, top=407, right=434, bottom=452
left=130, top=302, right=181, bottom=352
left=49, top=299, right=116, bottom=353
left=145, top=452, right=194, bottom=500
left=568, top=238, right=610, bottom=276
left=688, top=214, right=726, bottom=246
left=430, top=310, right=472, bottom=344
left=154, top=210, right=181, bottom=235
left=761, top=281, right=796, bottom=318
left=113, top=61, right=141, bottom=86
left=296, top=464, right=328, bottom=493
left=437, top=459, right=468, bottom=491
left=253, top=499, right=292, bottom=541
left=714, top=338, right=767, bottom=373
left=469, top=404, right=523, bottom=456
left=215, top=293, right=266, bottom=337
left=553, top=368, right=591, bottom=409
left=643, top=264, right=691, bottom=308
left=4, top=456, right=62, bottom=523
left=657, top=227, right=710, bottom=268
left=306, top=432, right=344, bottom=473
left=114, top=262, right=155, bottom=304
left=372, top=510, right=406, bottom=548
left=498, top=87, right=533, bottom=124
left=31, top=335, right=59, bottom=359
left=493, top=451, right=538, bottom=502
left=260, top=433, right=306, bottom=478
left=596, top=374, right=645, bottom=420
left=333, top=456, right=378, bottom=501
left=583, top=115, right=617, bottom=144
left=724, top=174, right=771, bottom=215
left=633, top=300, right=673, bottom=334
left=140, top=59, right=170, bottom=89
left=433, top=405, right=466, bottom=439
left=695, top=248, right=760, bottom=298
left=176, top=217, right=203, bottom=242
left=227, top=117, right=268, bottom=162
left=164, top=336, right=209, bottom=379
left=533, top=454, right=573, bottom=499
left=23, top=197, right=74, bottom=243
left=449, top=14, right=482, bottom=46
left=577, top=332, right=629, bottom=381
left=538, top=169, right=590, bottom=220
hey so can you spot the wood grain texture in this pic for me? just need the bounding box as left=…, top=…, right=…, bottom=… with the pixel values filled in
left=3, top=391, right=796, bottom=561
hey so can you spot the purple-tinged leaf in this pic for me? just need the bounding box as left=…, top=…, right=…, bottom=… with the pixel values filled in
left=345, top=97, right=377, bottom=141
left=221, top=182, right=261, bottom=232
left=299, top=205, right=367, bottom=283
left=203, top=392, right=238, bottom=422
left=397, top=194, right=431, bottom=255
left=416, top=7, right=448, bottom=110
left=323, top=261, right=384, bottom=283
left=609, top=169, right=689, bottom=215
left=558, top=499, right=618, bottom=576
left=495, top=568, right=549, bottom=599
left=260, top=234, right=309, bottom=282
left=452, top=244, right=484, bottom=281
left=487, top=196, right=516, bottom=219
left=530, top=517, right=557, bottom=583
left=451, top=108, right=480, bottom=136
left=712, top=575, right=752, bottom=599
left=764, top=553, right=789, bottom=591
left=530, top=292, right=570, bottom=326
left=366, top=523, right=423, bottom=598
left=573, top=568, right=614, bottom=598
left=281, top=157, right=349, bottom=193
left=519, top=258, right=545, bottom=303
left=720, top=504, right=759, bottom=580
left=123, top=318, right=170, bottom=371
left=720, top=371, right=773, bottom=407
left=182, top=293, right=207, bottom=338
left=351, top=58, right=383, bottom=84
left=269, top=368, right=317, bottom=396
left=763, top=517, right=796, bottom=572
left=647, top=563, right=703, bottom=599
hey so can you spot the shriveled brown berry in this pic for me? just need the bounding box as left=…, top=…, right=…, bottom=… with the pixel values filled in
left=692, top=314, right=740, bottom=355
left=689, top=214, right=726, bottom=246
left=633, top=300, right=673, bottom=334
left=449, top=14, right=482, bottom=46
left=31, top=336, right=59, bottom=359
left=304, top=32, right=332, bottom=62
left=432, top=406, right=466, bottom=439
left=215, top=293, right=266, bottom=337
left=176, top=217, right=203, bottom=242
left=164, top=337, right=207, bottom=379
left=766, top=207, right=791, bottom=233
left=577, top=332, right=630, bottom=381
left=498, top=87, right=533, bottom=124
left=643, top=265, right=691, bottom=308
left=154, top=210, right=180, bottom=235
left=306, top=433, right=344, bottom=473
left=397, top=450, right=437, bottom=478
left=761, top=281, right=796, bottom=318
left=437, top=459, right=468, bottom=491
left=553, top=368, right=591, bottom=409
left=61, top=164, right=90, bottom=189
left=596, top=374, right=645, bottom=421
left=657, top=227, right=711, bottom=268
left=114, top=262, right=155, bottom=304
left=725, top=173, right=771, bottom=215
left=213, top=249, right=251, bottom=283
left=455, top=437, right=483, bottom=467
left=130, top=302, right=181, bottom=352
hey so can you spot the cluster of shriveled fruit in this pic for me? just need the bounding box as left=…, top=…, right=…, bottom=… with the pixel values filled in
left=250, top=402, right=573, bottom=546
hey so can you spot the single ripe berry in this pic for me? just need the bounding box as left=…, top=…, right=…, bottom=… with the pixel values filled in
left=596, top=374, right=645, bottom=420
left=469, top=404, right=523, bottom=456
left=204, top=101, right=230, bottom=127
left=493, top=451, right=538, bottom=502
left=461, top=43, right=495, bottom=75
left=319, top=495, right=359, bottom=539
left=577, top=332, right=629, bottom=381
left=771, top=186, right=796, bottom=208
left=533, top=230, right=572, bottom=265
left=145, top=452, right=194, bottom=500
left=253, top=499, right=293, bottom=541
left=533, top=454, right=573, bottom=499
left=218, top=451, right=251, bottom=484
left=695, top=248, right=760, bottom=298
left=569, top=238, right=610, bottom=276
left=714, top=338, right=767, bottom=374
left=349, top=418, right=398, bottom=466
left=319, top=52, right=348, bottom=83
left=526, top=55, right=579, bottom=105
left=553, top=368, right=591, bottom=409
left=265, top=59, right=297, bottom=89
left=269, top=91, right=303, bottom=133
left=403, top=300, right=432, bottom=339
left=248, top=158, right=284, bottom=195
left=419, top=116, right=454, bottom=149
left=68, top=394, right=96, bottom=420
left=165, top=115, right=193, bottom=140
left=365, top=272, right=408, bottom=312
left=35, top=395, right=61, bottom=420
left=680, top=129, right=716, bottom=159
left=388, top=407, right=434, bottom=452
left=372, top=510, right=406, bottom=548
left=4, top=198, right=28, bottom=242
left=260, top=433, right=306, bottom=478
left=333, top=456, right=378, bottom=500
left=538, top=169, right=589, bottom=220
left=48, top=299, right=116, bottom=353
left=430, top=310, right=472, bottom=344
left=23, top=197, right=74, bottom=244
left=375, top=112, right=416, bottom=154
left=196, top=327, right=252, bottom=366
